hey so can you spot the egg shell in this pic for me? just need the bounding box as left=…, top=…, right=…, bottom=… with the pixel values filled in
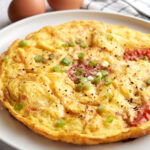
left=47, top=0, right=84, bottom=10
left=8, top=0, right=46, bottom=22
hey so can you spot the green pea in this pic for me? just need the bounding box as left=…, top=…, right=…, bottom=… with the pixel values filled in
left=19, top=40, right=28, bottom=47
left=56, top=119, right=66, bottom=127
left=34, top=55, right=43, bottom=62
left=61, top=57, right=71, bottom=66
left=14, top=102, right=24, bottom=111
left=89, top=61, right=98, bottom=67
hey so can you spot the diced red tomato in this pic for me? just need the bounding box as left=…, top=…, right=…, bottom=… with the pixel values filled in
left=123, top=49, right=150, bottom=61
left=131, top=102, right=150, bottom=126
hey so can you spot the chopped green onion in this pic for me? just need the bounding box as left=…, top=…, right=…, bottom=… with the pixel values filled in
left=75, top=38, right=82, bottom=44
left=75, top=38, right=87, bottom=48
left=107, top=34, right=113, bottom=41
left=61, top=57, right=71, bottom=66
left=142, top=56, right=148, bottom=60
left=92, top=75, right=101, bottom=84
left=61, top=43, right=67, bottom=48
left=104, top=77, right=112, bottom=85
left=53, top=65, right=65, bottom=72
left=34, top=55, right=43, bottom=62
left=78, top=82, right=90, bottom=91
left=56, top=119, right=66, bottom=127
left=75, top=77, right=91, bottom=92
left=49, top=54, right=55, bottom=60
left=80, top=41, right=87, bottom=48
left=78, top=52, right=85, bottom=61
left=146, top=78, right=150, bottom=85
left=75, top=83, right=83, bottom=92
left=81, top=80, right=91, bottom=90
left=3, top=55, right=8, bottom=61
left=68, top=41, right=75, bottom=47
left=106, top=115, right=114, bottom=123
left=19, top=40, right=28, bottom=47
left=104, top=92, right=112, bottom=99
left=14, top=102, right=23, bottom=111
left=74, top=78, right=80, bottom=84
left=116, top=54, right=122, bottom=58
left=87, top=76, right=94, bottom=81
left=89, top=61, right=98, bottom=67
left=97, top=105, right=106, bottom=113
left=101, top=70, right=108, bottom=78
left=101, top=60, right=109, bottom=68
left=80, top=77, right=88, bottom=83
left=96, top=72, right=103, bottom=78
left=75, top=68, right=83, bottom=76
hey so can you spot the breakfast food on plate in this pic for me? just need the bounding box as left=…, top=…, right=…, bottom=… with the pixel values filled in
left=0, top=20, right=150, bottom=145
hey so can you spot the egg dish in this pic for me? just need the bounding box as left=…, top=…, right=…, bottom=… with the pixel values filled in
left=0, top=20, right=150, bottom=145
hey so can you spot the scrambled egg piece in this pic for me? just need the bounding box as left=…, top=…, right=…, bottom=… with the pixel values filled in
left=0, top=21, right=150, bottom=145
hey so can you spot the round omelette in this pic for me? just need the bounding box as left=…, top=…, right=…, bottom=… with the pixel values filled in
left=0, top=20, right=150, bottom=145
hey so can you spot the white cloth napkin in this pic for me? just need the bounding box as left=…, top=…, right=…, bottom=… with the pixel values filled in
left=82, top=0, right=150, bottom=19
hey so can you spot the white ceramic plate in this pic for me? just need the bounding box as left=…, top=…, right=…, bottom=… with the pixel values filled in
left=0, top=10, right=150, bottom=150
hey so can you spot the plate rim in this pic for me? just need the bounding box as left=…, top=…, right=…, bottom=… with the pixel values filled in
left=0, top=9, right=150, bottom=34
left=0, top=9, right=150, bottom=150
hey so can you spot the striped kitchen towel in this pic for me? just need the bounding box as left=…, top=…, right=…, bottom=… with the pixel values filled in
left=82, top=0, right=150, bottom=20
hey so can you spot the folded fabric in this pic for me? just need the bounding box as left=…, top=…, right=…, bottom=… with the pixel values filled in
left=82, top=0, right=150, bottom=20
